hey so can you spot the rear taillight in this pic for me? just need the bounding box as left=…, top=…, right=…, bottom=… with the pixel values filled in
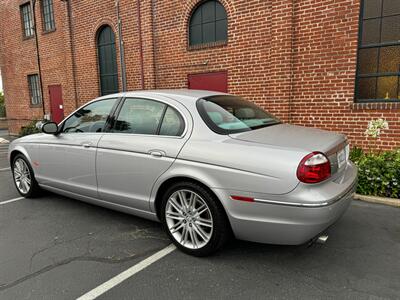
left=297, top=152, right=331, bottom=183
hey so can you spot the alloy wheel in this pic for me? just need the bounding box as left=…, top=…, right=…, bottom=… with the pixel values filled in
left=165, top=189, right=214, bottom=249
left=13, top=158, right=32, bottom=194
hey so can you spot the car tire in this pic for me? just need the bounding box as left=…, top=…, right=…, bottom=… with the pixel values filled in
left=160, top=181, right=230, bottom=256
left=12, top=154, right=41, bottom=198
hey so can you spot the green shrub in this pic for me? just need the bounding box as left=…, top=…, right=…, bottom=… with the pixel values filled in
left=19, top=120, right=41, bottom=137
left=0, top=105, right=5, bottom=118
left=350, top=147, right=400, bottom=199
left=0, top=91, right=5, bottom=118
left=349, top=146, right=364, bottom=162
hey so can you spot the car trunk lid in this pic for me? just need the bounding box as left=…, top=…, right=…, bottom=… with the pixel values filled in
left=229, top=124, right=348, bottom=175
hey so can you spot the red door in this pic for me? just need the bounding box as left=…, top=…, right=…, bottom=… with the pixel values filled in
left=48, top=85, right=64, bottom=124
left=188, top=71, right=228, bottom=93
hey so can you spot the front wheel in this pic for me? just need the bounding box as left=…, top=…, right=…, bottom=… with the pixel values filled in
left=12, top=154, right=41, bottom=198
left=160, top=182, right=230, bottom=256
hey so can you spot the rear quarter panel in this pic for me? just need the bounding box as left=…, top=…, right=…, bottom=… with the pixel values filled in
left=153, top=135, right=307, bottom=199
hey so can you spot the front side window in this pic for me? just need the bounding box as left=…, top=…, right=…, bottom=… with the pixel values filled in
left=62, top=98, right=117, bottom=133
left=189, top=0, right=227, bottom=46
left=42, top=0, right=56, bottom=32
left=197, top=95, right=280, bottom=134
left=356, top=0, right=400, bottom=102
left=113, top=98, right=166, bottom=135
left=20, top=3, right=34, bottom=38
left=27, top=74, right=42, bottom=106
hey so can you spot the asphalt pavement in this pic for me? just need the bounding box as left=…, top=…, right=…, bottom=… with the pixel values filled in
left=0, top=141, right=399, bottom=300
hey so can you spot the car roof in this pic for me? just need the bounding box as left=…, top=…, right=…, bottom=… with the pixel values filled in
left=97, top=89, right=229, bottom=104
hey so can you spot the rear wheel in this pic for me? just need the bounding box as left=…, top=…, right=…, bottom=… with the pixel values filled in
left=12, top=154, right=41, bottom=198
left=160, top=182, right=230, bottom=256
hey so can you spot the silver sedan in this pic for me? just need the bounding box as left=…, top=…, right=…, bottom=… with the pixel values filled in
left=8, top=90, right=357, bottom=256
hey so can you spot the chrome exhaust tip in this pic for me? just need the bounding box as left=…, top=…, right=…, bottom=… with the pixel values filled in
left=316, top=235, right=329, bottom=244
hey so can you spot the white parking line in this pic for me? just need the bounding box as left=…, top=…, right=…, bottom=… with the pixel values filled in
left=77, top=244, right=176, bottom=300
left=0, top=167, right=11, bottom=171
left=0, top=197, right=24, bottom=205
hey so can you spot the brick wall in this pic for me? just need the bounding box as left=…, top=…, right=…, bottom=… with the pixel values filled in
left=0, top=0, right=77, bottom=133
left=0, top=0, right=399, bottom=150
left=289, top=0, right=400, bottom=150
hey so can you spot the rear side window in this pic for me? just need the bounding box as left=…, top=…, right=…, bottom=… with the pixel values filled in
left=113, top=98, right=166, bottom=135
left=112, top=98, right=185, bottom=137
left=62, top=98, right=117, bottom=133
left=197, top=95, right=280, bottom=134
left=159, top=107, right=185, bottom=136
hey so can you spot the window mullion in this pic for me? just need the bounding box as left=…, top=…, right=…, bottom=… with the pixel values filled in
left=200, top=4, right=204, bottom=44
left=356, top=0, right=400, bottom=102
left=378, top=0, right=385, bottom=44
left=34, top=75, right=38, bottom=104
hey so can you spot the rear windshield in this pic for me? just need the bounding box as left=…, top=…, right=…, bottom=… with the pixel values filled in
left=197, top=95, right=280, bottom=134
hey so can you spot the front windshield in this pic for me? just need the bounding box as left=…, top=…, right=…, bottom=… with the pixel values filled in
left=197, top=95, right=280, bottom=134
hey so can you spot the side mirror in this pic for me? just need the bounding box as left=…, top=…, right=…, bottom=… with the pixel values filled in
left=41, top=122, right=58, bottom=134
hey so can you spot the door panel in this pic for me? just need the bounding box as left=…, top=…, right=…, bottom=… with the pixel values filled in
left=37, top=133, right=101, bottom=198
left=37, top=98, right=118, bottom=198
left=96, top=97, right=189, bottom=211
left=96, top=134, right=187, bottom=211
left=188, top=71, right=228, bottom=92
left=49, top=85, right=64, bottom=124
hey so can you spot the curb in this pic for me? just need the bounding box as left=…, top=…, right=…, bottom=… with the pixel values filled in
left=354, top=194, right=400, bottom=208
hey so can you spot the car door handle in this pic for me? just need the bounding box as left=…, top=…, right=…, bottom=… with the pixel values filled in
left=81, top=142, right=92, bottom=148
left=148, top=150, right=165, bottom=158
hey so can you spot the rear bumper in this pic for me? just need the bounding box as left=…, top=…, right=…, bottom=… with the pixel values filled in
left=212, top=161, right=357, bottom=245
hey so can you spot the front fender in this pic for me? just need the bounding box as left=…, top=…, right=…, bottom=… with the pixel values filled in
left=8, top=143, right=39, bottom=175
left=8, top=144, right=30, bottom=164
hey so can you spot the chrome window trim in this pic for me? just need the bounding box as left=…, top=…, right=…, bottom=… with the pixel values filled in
left=100, top=132, right=187, bottom=140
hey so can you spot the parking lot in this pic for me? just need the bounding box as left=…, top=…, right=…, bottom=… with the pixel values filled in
left=0, top=135, right=400, bottom=300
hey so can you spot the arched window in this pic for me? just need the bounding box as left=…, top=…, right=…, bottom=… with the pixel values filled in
left=97, top=26, right=118, bottom=96
left=189, top=0, right=227, bottom=46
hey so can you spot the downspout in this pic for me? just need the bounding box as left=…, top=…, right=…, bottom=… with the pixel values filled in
left=136, top=0, right=145, bottom=89
left=116, top=0, right=127, bottom=92
left=288, top=0, right=295, bottom=123
left=151, top=0, right=157, bottom=89
left=64, top=0, right=79, bottom=109
left=31, top=0, right=46, bottom=117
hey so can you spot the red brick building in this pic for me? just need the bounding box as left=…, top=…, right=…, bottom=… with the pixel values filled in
left=0, top=0, right=399, bottom=149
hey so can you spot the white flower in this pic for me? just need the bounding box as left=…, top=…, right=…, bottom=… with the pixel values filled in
left=365, top=118, right=389, bottom=138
